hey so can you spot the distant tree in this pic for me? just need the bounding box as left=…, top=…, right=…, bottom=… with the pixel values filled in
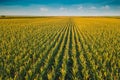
left=1, top=15, right=6, bottom=18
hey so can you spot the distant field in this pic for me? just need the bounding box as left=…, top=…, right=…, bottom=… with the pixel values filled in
left=0, top=17, right=120, bottom=80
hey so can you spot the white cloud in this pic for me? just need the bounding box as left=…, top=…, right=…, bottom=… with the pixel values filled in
left=40, top=7, right=48, bottom=12
left=78, top=6, right=83, bottom=10
left=90, top=6, right=97, bottom=10
left=1, top=4, right=119, bottom=16
left=101, top=5, right=110, bottom=9
left=59, top=7, right=67, bottom=11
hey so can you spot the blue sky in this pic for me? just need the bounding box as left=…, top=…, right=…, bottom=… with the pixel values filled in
left=0, top=0, right=120, bottom=16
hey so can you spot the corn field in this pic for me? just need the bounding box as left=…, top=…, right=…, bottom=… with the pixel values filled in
left=0, top=17, right=120, bottom=80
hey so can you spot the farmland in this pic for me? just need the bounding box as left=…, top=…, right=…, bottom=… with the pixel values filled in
left=0, top=17, right=120, bottom=80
